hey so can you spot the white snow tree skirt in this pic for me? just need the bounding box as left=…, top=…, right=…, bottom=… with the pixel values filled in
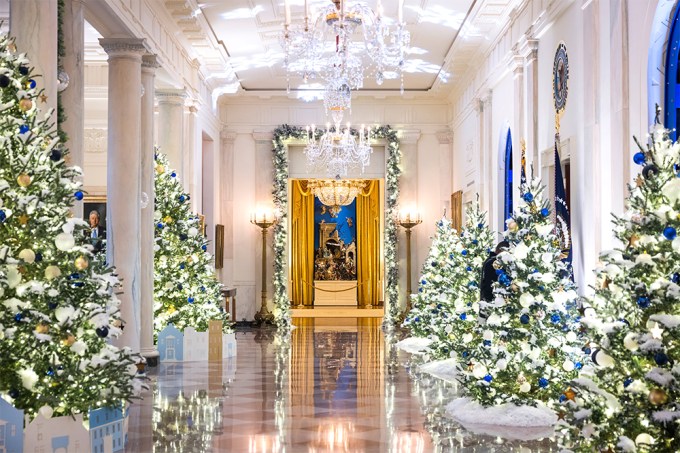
left=395, top=337, right=432, bottom=354
left=446, top=397, right=557, bottom=441
left=418, top=358, right=457, bottom=382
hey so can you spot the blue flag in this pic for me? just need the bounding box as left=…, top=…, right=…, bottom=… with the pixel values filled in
left=554, top=143, right=572, bottom=265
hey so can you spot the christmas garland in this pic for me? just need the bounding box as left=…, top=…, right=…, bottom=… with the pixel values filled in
left=271, top=124, right=402, bottom=329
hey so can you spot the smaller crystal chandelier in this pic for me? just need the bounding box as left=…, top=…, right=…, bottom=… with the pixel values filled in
left=304, top=122, right=373, bottom=178
left=308, top=179, right=366, bottom=211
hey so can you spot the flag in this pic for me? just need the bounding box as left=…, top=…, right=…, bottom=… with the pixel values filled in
left=520, top=139, right=527, bottom=184
left=554, top=142, right=572, bottom=265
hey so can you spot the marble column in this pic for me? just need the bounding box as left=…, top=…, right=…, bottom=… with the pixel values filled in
left=219, top=131, right=237, bottom=287
left=10, top=0, right=57, bottom=123
left=511, top=54, right=524, bottom=213
left=156, top=89, right=186, bottom=174
left=60, top=0, right=85, bottom=218
left=140, top=54, right=159, bottom=366
left=436, top=130, right=453, bottom=217
left=399, top=129, right=421, bottom=313
left=183, top=101, right=200, bottom=206
left=99, top=37, right=148, bottom=353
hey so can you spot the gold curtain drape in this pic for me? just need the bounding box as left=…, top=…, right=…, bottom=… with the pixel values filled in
left=291, top=180, right=314, bottom=306
left=357, top=180, right=380, bottom=307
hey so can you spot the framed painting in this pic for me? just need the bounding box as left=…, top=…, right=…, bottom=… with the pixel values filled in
left=215, top=224, right=224, bottom=269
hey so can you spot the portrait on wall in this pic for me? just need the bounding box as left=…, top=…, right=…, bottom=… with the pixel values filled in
left=83, top=195, right=107, bottom=252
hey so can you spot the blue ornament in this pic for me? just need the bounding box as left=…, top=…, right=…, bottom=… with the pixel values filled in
left=179, top=234, right=188, bottom=241
left=449, top=253, right=455, bottom=260
left=46, top=367, right=55, bottom=377
left=19, top=65, right=28, bottom=76
left=655, top=352, right=669, bottom=366
left=69, top=273, right=80, bottom=280
left=483, top=340, right=491, bottom=346
left=575, top=362, right=583, bottom=370
left=499, top=274, right=511, bottom=286
left=467, top=281, right=478, bottom=288
left=633, top=152, right=646, bottom=165
left=157, top=222, right=164, bottom=229
left=431, top=261, right=438, bottom=267
left=551, top=313, right=561, bottom=323
left=421, top=279, right=427, bottom=285
left=437, top=220, right=443, bottom=227
left=461, top=250, right=468, bottom=256
left=637, top=296, right=650, bottom=309
left=478, top=223, right=483, bottom=229
left=537, top=285, right=545, bottom=292
left=623, top=377, right=633, bottom=388
left=466, top=266, right=472, bottom=272
left=179, top=195, right=186, bottom=202
left=538, top=377, right=549, bottom=388
left=414, top=316, right=420, bottom=322
left=177, top=283, right=183, bottom=290
left=179, top=263, right=186, bottom=270
left=202, top=244, right=207, bottom=251
left=664, top=226, right=677, bottom=240
left=73, top=282, right=84, bottom=288
left=472, top=239, right=478, bottom=245
left=523, top=192, right=534, bottom=203
left=50, top=149, right=62, bottom=161
left=14, top=312, right=23, bottom=322
left=95, top=326, right=109, bottom=338
left=462, top=351, right=469, bottom=358
left=47, top=301, right=58, bottom=310
left=559, top=394, right=567, bottom=402
left=583, top=347, right=592, bottom=355
left=171, top=172, right=177, bottom=178
left=19, top=124, right=29, bottom=134
left=673, top=273, right=680, bottom=284
left=35, top=253, right=42, bottom=262
left=540, top=208, right=550, bottom=217
left=29, top=79, right=36, bottom=89
left=495, top=269, right=505, bottom=276
left=483, top=374, right=493, bottom=383
left=8, top=389, right=19, bottom=399
left=201, top=286, right=206, bottom=292
left=74, top=191, right=84, bottom=200
left=188, top=297, right=195, bottom=303
left=520, top=314, right=530, bottom=324
left=459, top=313, right=467, bottom=320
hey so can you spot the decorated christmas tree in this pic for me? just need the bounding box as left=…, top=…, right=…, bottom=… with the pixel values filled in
left=426, top=203, right=495, bottom=360
left=558, top=119, right=680, bottom=451
left=456, top=179, right=582, bottom=408
left=403, top=216, right=461, bottom=339
left=0, top=33, right=143, bottom=418
left=153, top=152, right=231, bottom=337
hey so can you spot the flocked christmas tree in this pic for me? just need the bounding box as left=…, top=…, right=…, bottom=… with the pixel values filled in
left=0, top=33, right=143, bottom=418
left=403, top=216, right=461, bottom=339
left=456, top=179, right=583, bottom=408
left=426, top=203, right=495, bottom=360
left=558, top=117, right=680, bottom=452
left=153, top=152, right=231, bottom=337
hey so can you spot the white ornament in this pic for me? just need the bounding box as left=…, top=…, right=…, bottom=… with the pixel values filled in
left=519, top=382, right=531, bottom=392
left=462, top=333, right=473, bottom=343
left=541, top=253, right=553, bottom=264
left=594, top=350, right=614, bottom=368
left=482, top=330, right=494, bottom=341
left=45, top=265, right=61, bottom=280
left=18, top=368, right=38, bottom=391
left=486, top=313, right=501, bottom=325
left=6, top=266, right=21, bottom=288
left=635, top=433, right=654, bottom=446
left=39, top=405, right=54, bottom=419
left=514, top=241, right=530, bottom=260
left=497, top=359, right=507, bottom=371
left=188, top=227, right=199, bottom=237
left=566, top=331, right=577, bottom=343
left=519, top=293, right=534, bottom=308
left=623, top=332, right=639, bottom=351
left=472, top=363, right=487, bottom=379
left=18, top=248, right=35, bottom=263
left=54, top=306, right=76, bottom=324
left=563, top=360, right=575, bottom=372
left=536, top=223, right=554, bottom=236
left=55, top=232, right=75, bottom=251
left=70, top=341, right=87, bottom=355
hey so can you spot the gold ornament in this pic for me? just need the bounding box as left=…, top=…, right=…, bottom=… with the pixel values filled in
left=510, top=283, right=519, bottom=292
left=516, top=374, right=527, bottom=384
left=168, top=305, right=176, bottom=314
left=548, top=348, right=556, bottom=358
left=61, top=334, right=76, bottom=346
left=565, top=387, right=576, bottom=401
left=649, top=388, right=668, bottom=405
left=39, top=93, right=47, bottom=103
left=467, top=362, right=474, bottom=371
left=155, top=164, right=165, bottom=174
left=629, top=234, right=639, bottom=248
left=19, top=98, right=32, bottom=112
left=8, top=42, right=16, bottom=53
left=112, top=319, right=122, bottom=328
left=635, top=175, right=644, bottom=187
left=35, top=323, right=49, bottom=334
left=18, top=214, right=29, bottom=225
left=16, top=173, right=31, bottom=187
left=17, top=266, right=27, bottom=275
left=74, top=256, right=89, bottom=270
left=163, top=216, right=173, bottom=224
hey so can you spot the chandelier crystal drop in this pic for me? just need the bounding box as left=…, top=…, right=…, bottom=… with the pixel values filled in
left=304, top=122, right=373, bottom=178
left=308, top=179, right=367, bottom=208
left=282, top=0, right=410, bottom=121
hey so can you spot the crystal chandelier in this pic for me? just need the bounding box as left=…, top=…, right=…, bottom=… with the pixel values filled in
left=282, top=0, right=410, bottom=120
left=308, top=179, right=366, bottom=209
left=304, top=122, right=373, bottom=178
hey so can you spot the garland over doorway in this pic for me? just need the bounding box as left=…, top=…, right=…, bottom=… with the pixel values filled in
left=271, top=125, right=402, bottom=329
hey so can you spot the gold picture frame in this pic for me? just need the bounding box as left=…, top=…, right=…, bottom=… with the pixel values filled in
left=83, top=194, right=107, bottom=227
left=215, top=224, right=224, bottom=269
left=198, top=214, right=206, bottom=237
left=451, top=190, right=462, bottom=231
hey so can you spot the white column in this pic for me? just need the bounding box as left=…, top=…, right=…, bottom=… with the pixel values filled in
left=10, top=0, right=57, bottom=123
left=519, top=36, right=539, bottom=175
left=436, top=130, right=453, bottom=217
left=100, top=37, right=148, bottom=353
left=219, top=131, right=236, bottom=287
left=140, top=54, right=159, bottom=365
left=511, top=54, right=524, bottom=211
left=183, top=101, right=199, bottom=206
left=156, top=89, right=185, bottom=174
left=61, top=0, right=85, bottom=218
left=400, top=129, right=421, bottom=313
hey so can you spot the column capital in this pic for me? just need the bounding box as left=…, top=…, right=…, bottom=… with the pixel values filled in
left=221, top=130, right=237, bottom=144
left=399, top=129, right=421, bottom=145
left=99, top=38, right=149, bottom=58
left=436, top=130, right=453, bottom=145
left=517, top=34, right=539, bottom=62
left=509, top=51, right=524, bottom=75
left=142, top=54, right=160, bottom=72
left=156, top=89, right=187, bottom=106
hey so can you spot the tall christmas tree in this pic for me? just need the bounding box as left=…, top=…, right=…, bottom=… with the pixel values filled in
left=456, top=179, right=582, bottom=408
left=403, top=216, right=461, bottom=339
left=558, top=120, right=680, bottom=451
left=0, top=33, right=143, bottom=418
left=427, top=203, right=495, bottom=360
left=153, top=152, right=231, bottom=337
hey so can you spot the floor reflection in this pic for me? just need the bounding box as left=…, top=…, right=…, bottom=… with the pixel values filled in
left=129, top=319, right=557, bottom=452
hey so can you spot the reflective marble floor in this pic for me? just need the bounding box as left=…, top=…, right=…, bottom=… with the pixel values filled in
left=126, top=318, right=556, bottom=452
